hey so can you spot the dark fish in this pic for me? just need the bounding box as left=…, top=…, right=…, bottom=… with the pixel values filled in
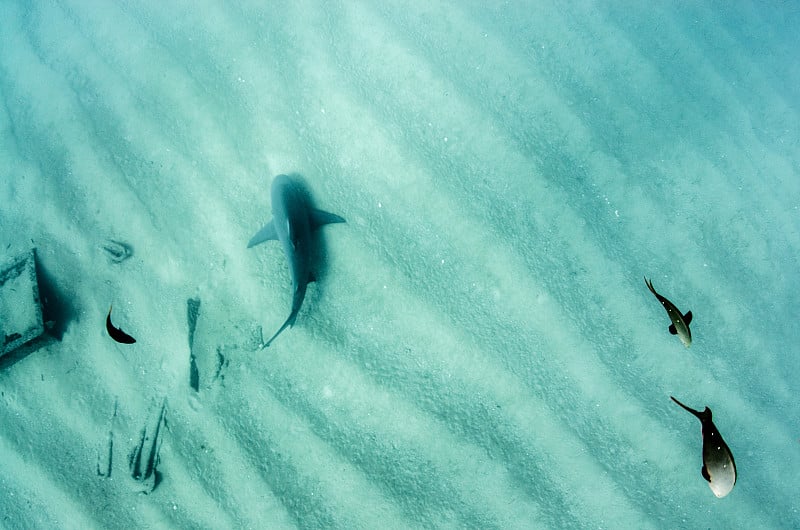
left=671, top=396, right=737, bottom=498
left=644, top=277, right=693, bottom=347
left=106, top=306, right=136, bottom=344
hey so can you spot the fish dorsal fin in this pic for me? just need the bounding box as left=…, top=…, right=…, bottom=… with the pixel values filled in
left=701, top=465, right=711, bottom=482
left=683, top=311, right=693, bottom=325
left=247, top=220, right=278, bottom=248
left=668, top=324, right=677, bottom=335
left=310, top=208, right=346, bottom=229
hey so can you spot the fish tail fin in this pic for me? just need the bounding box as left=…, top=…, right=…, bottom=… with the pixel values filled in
left=670, top=396, right=704, bottom=419
left=263, top=312, right=298, bottom=348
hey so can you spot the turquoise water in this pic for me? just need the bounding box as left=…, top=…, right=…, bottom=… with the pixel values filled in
left=1, top=2, right=798, bottom=528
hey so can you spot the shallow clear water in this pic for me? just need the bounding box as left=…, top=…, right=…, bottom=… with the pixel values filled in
left=1, top=2, right=798, bottom=528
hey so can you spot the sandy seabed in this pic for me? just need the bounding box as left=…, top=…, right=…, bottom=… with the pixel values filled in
left=1, top=1, right=799, bottom=529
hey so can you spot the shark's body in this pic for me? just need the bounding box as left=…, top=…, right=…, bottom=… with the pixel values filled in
left=644, top=277, right=693, bottom=347
left=670, top=396, right=737, bottom=498
left=248, top=174, right=345, bottom=347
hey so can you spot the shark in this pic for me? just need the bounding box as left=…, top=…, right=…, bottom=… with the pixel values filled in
left=248, top=174, right=345, bottom=347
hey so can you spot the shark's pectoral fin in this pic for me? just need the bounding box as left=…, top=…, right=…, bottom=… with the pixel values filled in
left=247, top=220, right=278, bottom=248
left=310, top=208, right=346, bottom=229
left=668, top=324, right=678, bottom=335
left=701, top=465, right=711, bottom=482
left=683, top=311, right=693, bottom=325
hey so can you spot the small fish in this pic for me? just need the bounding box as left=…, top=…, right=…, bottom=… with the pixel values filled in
left=106, top=306, right=136, bottom=344
left=644, top=277, right=693, bottom=347
left=671, top=396, right=737, bottom=498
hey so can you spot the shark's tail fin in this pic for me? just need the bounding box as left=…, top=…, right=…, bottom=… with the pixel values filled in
left=262, top=312, right=298, bottom=348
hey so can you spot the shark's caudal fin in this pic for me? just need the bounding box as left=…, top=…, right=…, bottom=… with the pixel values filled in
left=262, top=311, right=298, bottom=348
left=310, top=209, right=346, bottom=228
left=247, top=220, right=278, bottom=248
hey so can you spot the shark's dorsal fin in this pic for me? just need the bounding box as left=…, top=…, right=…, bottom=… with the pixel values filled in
left=247, top=220, right=278, bottom=248
left=310, top=208, right=346, bottom=229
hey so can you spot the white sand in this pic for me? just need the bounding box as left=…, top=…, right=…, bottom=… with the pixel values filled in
left=1, top=1, right=799, bottom=528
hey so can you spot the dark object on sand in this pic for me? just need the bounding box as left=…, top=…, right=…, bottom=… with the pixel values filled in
left=129, top=400, right=167, bottom=494
left=97, top=400, right=118, bottom=478
left=102, top=239, right=133, bottom=263
left=187, top=297, right=201, bottom=391
left=106, top=306, right=136, bottom=344
left=1, top=249, right=45, bottom=359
